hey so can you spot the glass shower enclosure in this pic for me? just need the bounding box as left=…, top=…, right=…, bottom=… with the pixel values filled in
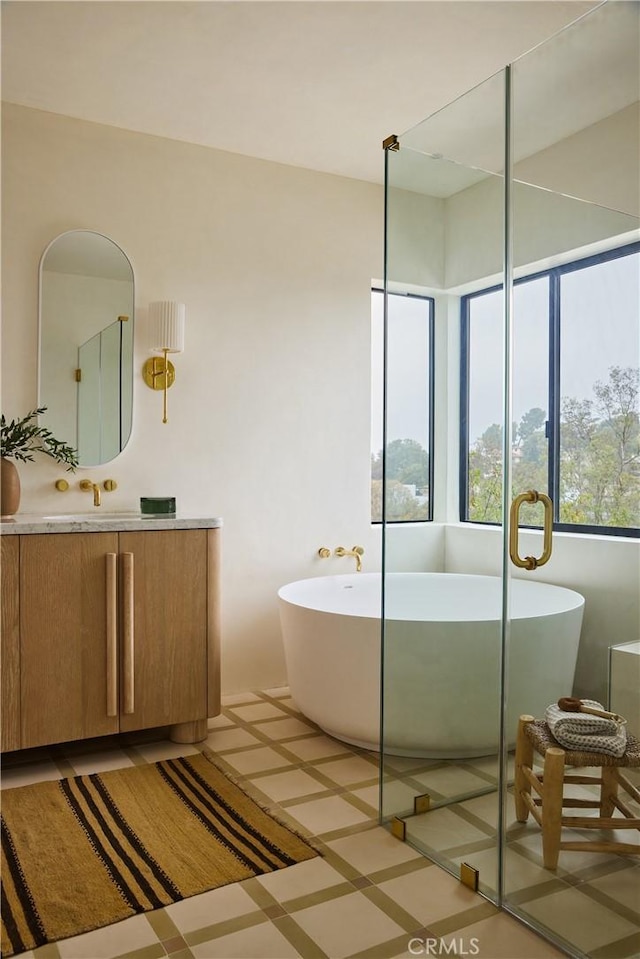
left=380, top=4, right=639, bottom=957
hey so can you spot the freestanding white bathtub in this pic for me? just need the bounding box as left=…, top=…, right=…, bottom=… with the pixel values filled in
left=278, top=572, right=585, bottom=758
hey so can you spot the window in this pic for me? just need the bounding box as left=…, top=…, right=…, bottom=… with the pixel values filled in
left=371, top=288, right=434, bottom=523
left=461, top=243, right=640, bottom=536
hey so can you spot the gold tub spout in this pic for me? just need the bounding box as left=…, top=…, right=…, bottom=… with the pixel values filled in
left=335, top=545, right=364, bottom=572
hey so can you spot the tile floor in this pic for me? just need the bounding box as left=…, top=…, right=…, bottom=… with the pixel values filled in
left=385, top=747, right=640, bottom=959
left=2, top=689, right=638, bottom=959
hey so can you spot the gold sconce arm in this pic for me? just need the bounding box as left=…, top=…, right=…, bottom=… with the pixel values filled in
left=509, top=490, right=553, bottom=570
left=143, top=352, right=175, bottom=424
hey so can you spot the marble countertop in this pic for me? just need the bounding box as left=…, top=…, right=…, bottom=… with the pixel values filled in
left=0, top=513, right=223, bottom=534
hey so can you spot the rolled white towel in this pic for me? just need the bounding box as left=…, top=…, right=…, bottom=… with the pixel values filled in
left=545, top=700, right=627, bottom=758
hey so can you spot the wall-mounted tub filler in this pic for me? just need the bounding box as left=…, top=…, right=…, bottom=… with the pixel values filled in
left=317, top=545, right=365, bottom=571
left=335, top=545, right=364, bottom=572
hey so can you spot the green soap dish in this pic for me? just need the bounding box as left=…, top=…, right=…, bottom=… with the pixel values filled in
left=140, top=497, right=176, bottom=516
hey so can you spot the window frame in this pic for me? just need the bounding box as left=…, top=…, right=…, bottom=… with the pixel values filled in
left=460, top=241, right=640, bottom=538
left=372, top=287, right=435, bottom=525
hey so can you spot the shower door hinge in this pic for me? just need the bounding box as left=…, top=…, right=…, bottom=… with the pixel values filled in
left=414, top=794, right=431, bottom=815
left=382, top=134, right=400, bottom=152
left=75, top=368, right=82, bottom=382
left=390, top=816, right=406, bottom=841
left=460, top=862, right=479, bottom=891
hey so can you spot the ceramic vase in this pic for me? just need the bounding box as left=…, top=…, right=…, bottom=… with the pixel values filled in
left=1, top=458, right=21, bottom=517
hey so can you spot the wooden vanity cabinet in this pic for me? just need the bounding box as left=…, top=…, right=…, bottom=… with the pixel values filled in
left=5, top=526, right=220, bottom=752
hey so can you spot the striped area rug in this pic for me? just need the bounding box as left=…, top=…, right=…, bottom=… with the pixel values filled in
left=1, top=752, right=317, bottom=957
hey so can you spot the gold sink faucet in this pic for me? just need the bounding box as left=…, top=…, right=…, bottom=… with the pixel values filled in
left=335, top=545, right=365, bottom=572
left=79, top=480, right=101, bottom=507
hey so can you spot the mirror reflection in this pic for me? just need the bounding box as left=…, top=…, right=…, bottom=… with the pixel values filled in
left=39, top=230, right=134, bottom=467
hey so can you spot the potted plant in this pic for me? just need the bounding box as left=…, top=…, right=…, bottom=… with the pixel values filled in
left=1, top=407, right=78, bottom=517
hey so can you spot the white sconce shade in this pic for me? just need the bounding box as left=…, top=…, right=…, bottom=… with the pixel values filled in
left=144, top=301, right=186, bottom=423
left=149, top=301, right=185, bottom=353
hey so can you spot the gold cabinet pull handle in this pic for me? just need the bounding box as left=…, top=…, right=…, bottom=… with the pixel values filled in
left=509, top=490, right=553, bottom=570
left=122, top=552, right=135, bottom=714
left=106, top=553, right=118, bottom=717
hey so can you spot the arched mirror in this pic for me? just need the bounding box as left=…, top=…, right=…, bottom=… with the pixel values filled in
left=38, top=230, right=134, bottom=467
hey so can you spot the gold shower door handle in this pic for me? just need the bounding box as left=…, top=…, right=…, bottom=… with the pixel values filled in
left=509, top=490, right=553, bottom=570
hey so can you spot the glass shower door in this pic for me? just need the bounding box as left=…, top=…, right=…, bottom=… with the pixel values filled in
left=381, top=7, right=639, bottom=957
left=381, top=69, right=509, bottom=902
left=503, top=5, right=640, bottom=956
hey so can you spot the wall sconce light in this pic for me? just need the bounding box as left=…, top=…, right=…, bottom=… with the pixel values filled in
left=142, top=301, right=185, bottom=423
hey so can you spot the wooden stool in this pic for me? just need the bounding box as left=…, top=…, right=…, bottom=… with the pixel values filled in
left=514, top=714, right=640, bottom=869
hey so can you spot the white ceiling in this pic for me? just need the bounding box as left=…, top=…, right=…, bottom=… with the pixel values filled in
left=2, top=0, right=601, bottom=187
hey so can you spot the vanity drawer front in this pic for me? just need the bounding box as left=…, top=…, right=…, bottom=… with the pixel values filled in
left=20, top=532, right=120, bottom=749
left=118, top=529, right=208, bottom=731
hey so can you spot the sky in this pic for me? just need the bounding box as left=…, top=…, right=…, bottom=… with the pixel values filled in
left=468, top=249, right=640, bottom=442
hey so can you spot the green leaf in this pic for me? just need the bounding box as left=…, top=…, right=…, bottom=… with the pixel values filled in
left=0, top=407, right=78, bottom=470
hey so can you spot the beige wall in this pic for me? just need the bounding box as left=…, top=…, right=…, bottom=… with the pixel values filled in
left=391, top=102, right=640, bottom=291
left=1, top=103, right=384, bottom=692
left=514, top=103, right=640, bottom=218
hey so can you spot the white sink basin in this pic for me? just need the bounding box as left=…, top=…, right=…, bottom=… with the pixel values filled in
left=41, top=512, right=142, bottom=522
